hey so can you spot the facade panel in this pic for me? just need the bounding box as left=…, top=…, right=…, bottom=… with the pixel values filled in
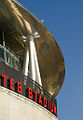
left=0, top=87, right=58, bottom=120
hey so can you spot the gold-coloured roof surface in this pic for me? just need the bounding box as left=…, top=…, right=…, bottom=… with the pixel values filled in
left=0, top=0, right=65, bottom=97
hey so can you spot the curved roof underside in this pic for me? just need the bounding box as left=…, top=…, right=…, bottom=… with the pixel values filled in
left=0, top=0, right=65, bottom=97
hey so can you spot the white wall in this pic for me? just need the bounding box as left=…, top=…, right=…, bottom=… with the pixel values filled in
left=0, top=87, right=58, bottom=120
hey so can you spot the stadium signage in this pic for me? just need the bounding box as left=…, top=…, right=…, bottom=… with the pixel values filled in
left=0, top=74, right=57, bottom=116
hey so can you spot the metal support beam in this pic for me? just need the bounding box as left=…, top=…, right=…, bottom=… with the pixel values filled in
left=22, top=38, right=29, bottom=77
left=22, top=35, right=42, bottom=86
left=33, top=40, right=42, bottom=86
left=29, top=35, right=42, bottom=86
left=2, top=30, right=7, bottom=63
left=29, top=35, right=36, bottom=81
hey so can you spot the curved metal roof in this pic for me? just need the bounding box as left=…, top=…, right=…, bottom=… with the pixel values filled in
left=0, top=0, right=65, bottom=97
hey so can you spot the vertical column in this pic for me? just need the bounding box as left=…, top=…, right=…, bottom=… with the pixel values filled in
left=22, top=35, right=42, bottom=86
left=29, top=35, right=36, bottom=81
left=22, top=38, right=29, bottom=77
left=33, top=41, right=42, bottom=86
left=29, top=35, right=42, bottom=86
left=2, top=30, right=7, bottom=63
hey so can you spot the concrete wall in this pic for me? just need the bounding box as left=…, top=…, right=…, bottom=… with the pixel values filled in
left=0, top=87, right=58, bottom=120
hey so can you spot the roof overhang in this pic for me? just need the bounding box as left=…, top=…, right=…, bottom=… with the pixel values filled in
left=0, top=0, right=65, bottom=97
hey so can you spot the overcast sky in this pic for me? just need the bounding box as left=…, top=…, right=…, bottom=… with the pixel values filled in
left=17, top=0, right=83, bottom=120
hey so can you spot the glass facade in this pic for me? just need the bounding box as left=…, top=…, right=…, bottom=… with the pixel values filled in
left=0, top=44, right=22, bottom=71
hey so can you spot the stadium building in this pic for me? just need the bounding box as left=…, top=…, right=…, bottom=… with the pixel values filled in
left=0, top=0, right=65, bottom=120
